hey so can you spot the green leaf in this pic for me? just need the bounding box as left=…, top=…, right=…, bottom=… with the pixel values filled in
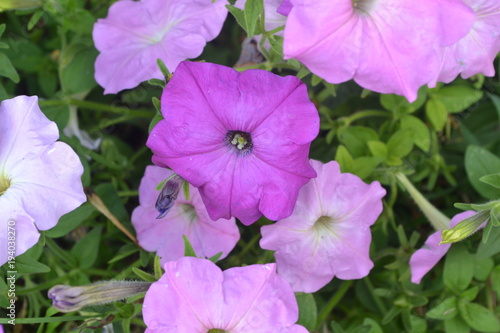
left=380, top=87, right=426, bottom=114
left=339, top=126, right=379, bottom=157
left=473, top=257, right=494, bottom=282
left=426, top=98, right=448, bottom=131
left=207, top=252, right=222, bottom=263
left=132, top=268, right=157, bottom=283
left=62, top=8, right=95, bottom=34
left=408, top=314, right=427, bottom=333
left=70, top=226, right=102, bottom=269
left=491, top=265, right=500, bottom=299
left=459, top=287, right=479, bottom=303
left=45, top=202, right=95, bottom=238
left=488, top=93, right=500, bottom=122
left=400, top=115, right=431, bottom=152
left=491, top=205, right=500, bottom=226
left=367, top=140, right=388, bottom=161
left=0, top=52, right=19, bottom=83
left=443, top=244, right=474, bottom=292
left=458, top=302, right=500, bottom=332
left=182, top=235, right=197, bottom=257
left=479, top=173, right=500, bottom=189
left=148, top=78, right=165, bottom=88
left=244, top=0, right=263, bottom=37
left=15, top=255, right=51, bottom=274
left=445, top=316, right=470, bottom=333
left=387, top=130, right=414, bottom=158
left=226, top=5, right=246, bottom=32
left=477, top=226, right=500, bottom=259
left=433, top=85, right=483, bottom=113
left=27, top=10, right=44, bottom=31
left=426, top=296, right=458, bottom=320
left=95, top=183, right=130, bottom=224
left=360, top=318, right=383, bottom=333
left=465, top=145, right=500, bottom=199
left=351, top=156, right=379, bottom=179
left=295, top=293, right=317, bottom=332
left=335, top=145, right=354, bottom=172
left=60, top=43, right=98, bottom=95
left=0, top=24, right=5, bottom=37
left=154, top=255, right=163, bottom=279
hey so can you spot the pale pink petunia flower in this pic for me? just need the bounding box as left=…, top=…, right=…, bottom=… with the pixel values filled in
left=260, top=160, right=386, bottom=293
left=143, top=257, right=308, bottom=332
left=131, top=165, right=240, bottom=265
left=0, top=96, right=86, bottom=266
left=282, top=0, right=476, bottom=101
left=93, top=0, right=228, bottom=94
left=409, top=211, right=479, bottom=284
left=430, top=0, right=500, bottom=86
left=147, top=61, right=319, bottom=225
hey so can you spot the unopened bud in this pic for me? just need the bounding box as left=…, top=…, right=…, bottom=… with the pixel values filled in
left=155, top=174, right=183, bottom=219
left=0, top=0, right=43, bottom=11
left=48, top=281, right=151, bottom=313
left=440, top=210, right=489, bottom=244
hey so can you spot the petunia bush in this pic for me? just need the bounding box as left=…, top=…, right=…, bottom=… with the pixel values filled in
left=0, top=0, right=500, bottom=332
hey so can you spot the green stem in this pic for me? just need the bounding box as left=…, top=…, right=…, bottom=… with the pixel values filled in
left=39, top=99, right=154, bottom=118
left=0, top=316, right=94, bottom=324
left=395, top=173, right=450, bottom=230
left=118, top=190, right=139, bottom=197
left=315, top=280, right=353, bottom=329
left=344, top=110, right=391, bottom=125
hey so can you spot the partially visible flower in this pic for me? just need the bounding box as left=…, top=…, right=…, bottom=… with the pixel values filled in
left=64, top=106, right=101, bottom=151
left=143, top=257, right=308, bottom=332
left=282, top=0, right=475, bottom=101
left=410, top=211, right=481, bottom=284
left=48, top=281, right=151, bottom=312
left=131, top=166, right=240, bottom=265
left=430, top=0, right=500, bottom=86
left=93, top=0, right=228, bottom=94
left=260, top=160, right=386, bottom=293
left=0, top=96, right=86, bottom=266
left=147, top=61, right=319, bottom=225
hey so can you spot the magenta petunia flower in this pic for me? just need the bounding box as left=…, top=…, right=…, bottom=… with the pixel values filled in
left=93, top=0, right=228, bottom=94
left=430, top=0, right=500, bottom=86
left=281, top=0, right=476, bottom=101
left=0, top=96, right=86, bottom=266
left=147, top=61, right=319, bottom=225
left=260, top=160, right=386, bottom=293
left=409, top=211, right=477, bottom=284
left=131, top=165, right=240, bottom=265
left=143, top=257, right=308, bottom=332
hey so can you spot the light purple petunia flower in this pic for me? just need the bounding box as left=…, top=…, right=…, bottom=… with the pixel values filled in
left=0, top=96, right=86, bottom=265
left=409, top=211, right=478, bottom=284
left=143, top=257, right=308, bottom=332
left=93, top=0, right=228, bottom=94
left=260, top=160, right=386, bottom=293
left=131, top=165, right=240, bottom=265
left=281, top=0, right=476, bottom=102
left=147, top=61, right=319, bottom=225
left=430, top=0, right=500, bottom=86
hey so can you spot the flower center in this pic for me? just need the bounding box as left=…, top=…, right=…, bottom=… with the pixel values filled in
left=313, top=215, right=338, bottom=239
left=225, top=130, right=253, bottom=155
left=352, top=0, right=376, bottom=13
left=208, top=330, right=228, bottom=333
left=179, top=203, right=198, bottom=223
left=0, top=174, right=11, bottom=196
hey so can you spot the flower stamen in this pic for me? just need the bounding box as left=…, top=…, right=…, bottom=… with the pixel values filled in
left=0, top=174, right=11, bottom=196
left=226, top=130, right=253, bottom=154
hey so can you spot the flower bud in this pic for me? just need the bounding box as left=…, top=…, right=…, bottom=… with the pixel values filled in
left=440, top=210, right=489, bottom=244
left=48, top=281, right=151, bottom=313
left=0, top=0, right=43, bottom=11
left=155, top=173, right=183, bottom=219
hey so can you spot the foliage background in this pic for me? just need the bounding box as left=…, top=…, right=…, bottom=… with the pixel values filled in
left=0, top=0, right=499, bottom=332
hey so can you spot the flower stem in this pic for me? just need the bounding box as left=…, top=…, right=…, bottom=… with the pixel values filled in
left=315, top=280, right=353, bottom=330
left=39, top=99, right=154, bottom=118
left=344, top=110, right=391, bottom=125
left=395, top=173, right=450, bottom=230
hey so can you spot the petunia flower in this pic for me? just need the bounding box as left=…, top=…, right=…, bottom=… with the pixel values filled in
left=260, top=160, right=386, bottom=293
left=409, top=211, right=478, bottom=284
left=147, top=61, right=319, bottom=225
left=0, top=96, right=86, bottom=266
left=131, top=165, right=240, bottom=265
left=429, top=0, right=500, bottom=86
left=143, top=257, right=308, bottom=332
left=281, top=0, right=476, bottom=102
left=93, top=0, right=228, bottom=94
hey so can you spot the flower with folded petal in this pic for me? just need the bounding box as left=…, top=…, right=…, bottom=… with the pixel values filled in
left=0, top=96, right=86, bottom=266
left=282, top=0, right=475, bottom=101
left=143, top=257, right=308, bottom=332
left=260, top=160, right=386, bottom=293
left=410, top=211, right=480, bottom=284
left=93, top=0, right=228, bottom=94
left=131, top=165, right=240, bottom=265
left=430, top=0, right=500, bottom=86
left=147, top=61, right=319, bottom=225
